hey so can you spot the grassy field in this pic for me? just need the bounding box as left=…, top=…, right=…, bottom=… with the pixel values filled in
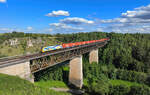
left=35, top=80, right=69, bottom=88
left=110, top=79, right=150, bottom=87
left=0, top=73, right=71, bottom=95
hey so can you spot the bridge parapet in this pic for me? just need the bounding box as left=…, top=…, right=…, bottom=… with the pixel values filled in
left=30, top=41, right=107, bottom=73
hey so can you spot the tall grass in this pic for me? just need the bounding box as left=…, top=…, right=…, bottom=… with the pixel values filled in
left=35, top=80, right=69, bottom=88
left=0, top=73, right=71, bottom=95
left=110, top=79, right=149, bottom=87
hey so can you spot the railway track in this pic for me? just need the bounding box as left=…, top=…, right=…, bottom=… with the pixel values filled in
left=0, top=47, right=67, bottom=66
left=0, top=40, right=108, bottom=67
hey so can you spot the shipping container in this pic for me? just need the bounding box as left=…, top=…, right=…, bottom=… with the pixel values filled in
left=41, top=38, right=109, bottom=52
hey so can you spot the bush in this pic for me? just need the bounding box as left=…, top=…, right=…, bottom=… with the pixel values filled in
left=116, top=69, right=148, bottom=85
left=128, top=85, right=150, bottom=95
left=109, top=84, right=150, bottom=95
left=109, top=84, right=130, bottom=95
left=34, top=64, right=69, bottom=82
left=83, top=62, right=150, bottom=86
left=86, top=74, right=110, bottom=95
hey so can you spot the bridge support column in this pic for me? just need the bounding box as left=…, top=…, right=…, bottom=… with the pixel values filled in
left=89, top=49, right=99, bottom=64
left=0, top=61, right=34, bottom=83
left=69, top=55, right=83, bottom=89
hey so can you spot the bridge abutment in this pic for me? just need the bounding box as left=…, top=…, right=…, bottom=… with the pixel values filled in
left=69, top=55, right=83, bottom=89
left=89, top=49, right=99, bottom=64
left=0, top=61, right=34, bottom=83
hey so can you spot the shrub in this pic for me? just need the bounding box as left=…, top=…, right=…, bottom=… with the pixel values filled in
left=86, top=74, right=110, bottom=95
left=116, top=69, right=148, bottom=85
left=109, top=83, right=150, bottom=95
left=128, top=85, right=150, bottom=95
left=109, top=84, right=130, bottom=95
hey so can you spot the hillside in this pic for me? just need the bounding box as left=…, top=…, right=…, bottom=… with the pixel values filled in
left=0, top=32, right=62, bottom=57
left=0, top=73, right=71, bottom=95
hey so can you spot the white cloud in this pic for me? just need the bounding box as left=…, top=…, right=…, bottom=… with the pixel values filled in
left=96, top=28, right=103, bottom=32
left=50, top=23, right=84, bottom=30
left=99, top=17, right=150, bottom=24
left=94, top=4, right=150, bottom=33
left=46, top=10, right=70, bottom=17
left=27, top=26, right=33, bottom=30
left=98, top=4, right=150, bottom=24
left=122, top=4, right=150, bottom=19
left=48, top=28, right=53, bottom=32
left=99, top=18, right=129, bottom=23
left=50, top=23, right=64, bottom=27
left=0, top=0, right=6, bottom=3
left=60, top=17, right=94, bottom=25
left=0, top=28, right=12, bottom=31
left=0, top=27, right=24, bottom=33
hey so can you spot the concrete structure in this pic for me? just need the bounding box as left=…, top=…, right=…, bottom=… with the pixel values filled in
left=0, top=49, right=99, bottom=88
left=89, top=49, right=99, bottom=64
left=0, top=61, right=34, bottom=83
left=69, top=55, right=83, bottom=89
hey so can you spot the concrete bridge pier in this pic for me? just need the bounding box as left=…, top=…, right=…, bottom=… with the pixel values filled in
left=0, top=61, right=34, bottom=83
left=69, top=55, right=83, bottom=89
left=89, top=49, right=99, bottom=64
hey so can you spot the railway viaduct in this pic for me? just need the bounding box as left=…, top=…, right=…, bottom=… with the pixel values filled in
left=0, top=40, right=108, bottom=88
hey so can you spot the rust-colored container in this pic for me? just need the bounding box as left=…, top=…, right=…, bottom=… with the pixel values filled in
left=81, top=41, right=86, bottom=45
left=68, top=43, right=75, bottom=47
left=78, top=42, right=83, bottom=45
left=62, top=43, right=69, bottom=48
left=62, top=38, right=109, bottom=48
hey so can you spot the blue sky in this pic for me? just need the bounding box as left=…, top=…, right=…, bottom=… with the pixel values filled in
left=0, top=0, right=150, bottom=34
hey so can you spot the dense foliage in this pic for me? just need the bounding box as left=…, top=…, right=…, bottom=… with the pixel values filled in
left=56, top=32, right=150, bottom=95
left=109, top=84, right=150, bottom=95
left=34, top=62, right=69, bottom=82
left=34, top=32, right=150, bottom=95
left=0, top=32, right=149, bottom=95
left=83, top=62, right=150, bottom=95
left=56, top=32, right=150, bottom=73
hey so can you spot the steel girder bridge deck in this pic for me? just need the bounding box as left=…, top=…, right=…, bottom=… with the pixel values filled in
left=0, top=40, right=108, bottom=73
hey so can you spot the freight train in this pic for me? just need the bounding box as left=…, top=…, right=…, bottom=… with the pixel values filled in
left=41, top=38, right=109, bottom=53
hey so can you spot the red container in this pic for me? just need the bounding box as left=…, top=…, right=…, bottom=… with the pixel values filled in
left=62, top=43, right=74, bottom=48
left=92, top=40, right=95, bottom=43
left=68, top=43, right=75, bottom=47
left=97, top=38, right=109, bottom=42
left=72, top=42, right=77, bottom=46
left=72, top=43, right=76, bottom=46
left=84, top=41, right=89, bottom=44
left=89, top=40, right=93, bottom=43
left=75, top=42, right=82, bottom=46
left=62, top=38, right=109, bottom=48
left=62, top=43, right=68, bottom=48
left=95, top=40, right=99, bottom=42
left=81, top=41, right=86, bottom=45
left=90, top=40, right=94, bottom=43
